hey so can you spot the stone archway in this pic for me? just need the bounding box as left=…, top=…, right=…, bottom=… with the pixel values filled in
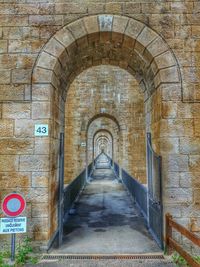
left=93, top=129, right=114, bottom=162
left=31, top=14, right=183, bottom=247
left=86, top=114, right=120, bottom=178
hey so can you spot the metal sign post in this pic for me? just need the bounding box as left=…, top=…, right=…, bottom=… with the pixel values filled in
left=1, top=193, right=26, bottom=262
left=11, top=234, right=16, bottom=261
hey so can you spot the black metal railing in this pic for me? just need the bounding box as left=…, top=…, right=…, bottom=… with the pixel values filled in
left=63, top=161, right=93, bottom=220
left=63, top=169, right=86, bottom=219
left=114, top=162, right=120, bottom=177
left=88, top=161, right=93, bottom=177
left=122, top=169, right=147, bottom=219
left=104, top=153, right=120, bottom=176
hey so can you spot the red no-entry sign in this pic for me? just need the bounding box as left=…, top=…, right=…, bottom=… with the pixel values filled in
left=2, top=193, right=26, bottom=217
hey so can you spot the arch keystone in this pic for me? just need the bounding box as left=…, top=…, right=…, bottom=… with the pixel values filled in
left=98, top=15, right=113, bottom=32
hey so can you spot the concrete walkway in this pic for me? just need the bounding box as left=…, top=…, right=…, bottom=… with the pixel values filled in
left=51, top=155, right=161, bottom=254
left=37, top=156, right=176, bottom=266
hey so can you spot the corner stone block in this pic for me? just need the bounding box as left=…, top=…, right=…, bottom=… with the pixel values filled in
left=37, top=51, right=57, bottom=71
left=159, top=137, right=179, bottom=154
left=160, top=119, right=194, bottom=137
left=112, top=15, right=129, bottom=34
left=137, top=26, right=157, bottom=48
left=194, top=119, right=200, bottom=137
left=189, top=155, right=200, bottom=172
left=194, top=189, right=200, bottom=204
left=35, top=137, right=50, bottom=155
left=26, top=187, right=48, bottom=203
left=32, top=101, right=51, bottom=119
left=32, top=84, right=54, bottom=101
left=161, top=101, right=178, bottom=119
left=67, top=19, right=87, bottom=40
left=154, top=66, right=180, bottom=88
left=163, top=154, right=189, bottom=172
left=32, top=67, right=53, bottom=84
left=125, top=19, right=144, bottom=40
left=180, top=138, right=200, bottom=155
left=32, top=172, right=49, bottom=188
left=32, top=203, right=49, bottom=218
left=159, top=84, right=182, bottom=101
left=164, top=188, right=193, bottom=204
left=98, top=15, right=113, bottom=32
left=84, top=16, right=99, bottom=35
left=19, top=155, right=49, bottom=172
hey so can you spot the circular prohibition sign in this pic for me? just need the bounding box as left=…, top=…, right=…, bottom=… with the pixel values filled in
left=2, top=193, right=26, bottom=217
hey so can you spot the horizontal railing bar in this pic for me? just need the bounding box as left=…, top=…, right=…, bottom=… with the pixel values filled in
left=169, top=218, right=200, bottom=247
left=169, top=238, right=199, bottom=267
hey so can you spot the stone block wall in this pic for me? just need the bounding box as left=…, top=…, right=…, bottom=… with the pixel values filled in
left=64, top=65, right=146, bottom=184
left=0, top=1, right=199, bottom=250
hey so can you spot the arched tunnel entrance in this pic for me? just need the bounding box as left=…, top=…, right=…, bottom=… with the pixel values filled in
left=30, top=14, right=182, bottom=254
left=93, top=129, right=114, bottom=161
left=53, top=64, right=162, bottom=254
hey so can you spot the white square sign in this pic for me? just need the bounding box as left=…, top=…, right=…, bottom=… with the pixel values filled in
left=0, top=217, right=27, bottom=234
left=81, top=142, right=86, bottom=147
left=35, top=124, right=48, bottom=136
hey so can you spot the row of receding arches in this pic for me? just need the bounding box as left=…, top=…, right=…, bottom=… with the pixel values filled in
left=29, top=14, right=183, bottom=242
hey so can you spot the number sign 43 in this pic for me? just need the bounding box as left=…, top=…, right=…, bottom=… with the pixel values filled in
left=35, top=124, right=48, bottom=136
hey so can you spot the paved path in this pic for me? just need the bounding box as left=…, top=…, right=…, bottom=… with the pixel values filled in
left=37, top=155, right=175, bottom=266
left=51, top=155, right=161, bottom=254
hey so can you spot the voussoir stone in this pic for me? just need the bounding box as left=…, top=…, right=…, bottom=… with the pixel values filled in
left=84, top=16, right=99, bottom=34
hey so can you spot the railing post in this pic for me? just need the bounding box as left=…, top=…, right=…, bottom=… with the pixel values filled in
left=58, top=133, right=64, bottom=247
left=165, top=213, right=173, bottom=254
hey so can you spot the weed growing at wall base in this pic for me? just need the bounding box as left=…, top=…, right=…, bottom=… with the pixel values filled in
left=172, top=252, right=200, bottom=266
left=0, top=237, right=38, bottom=267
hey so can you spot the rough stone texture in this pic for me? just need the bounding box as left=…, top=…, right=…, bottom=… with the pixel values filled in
left=65, top=66, right=146, bottom=184
left=0, top=2, right=199, bottom=254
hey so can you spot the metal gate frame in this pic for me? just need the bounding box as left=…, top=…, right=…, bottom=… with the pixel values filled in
left=58, top=133, right=64, bottom=247
left=147, top=132, right=163, bottom=249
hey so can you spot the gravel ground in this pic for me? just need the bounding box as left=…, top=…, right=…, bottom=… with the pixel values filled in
left=28, top=258, right=176, bottom=267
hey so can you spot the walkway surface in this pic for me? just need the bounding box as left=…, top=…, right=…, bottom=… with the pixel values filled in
left=38, top=155, right=175, bottom=266
left=51, top=155, right=161, bottom=254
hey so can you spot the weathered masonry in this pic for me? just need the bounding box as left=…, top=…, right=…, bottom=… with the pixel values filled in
left=0, top=1, right=199, bottom=254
